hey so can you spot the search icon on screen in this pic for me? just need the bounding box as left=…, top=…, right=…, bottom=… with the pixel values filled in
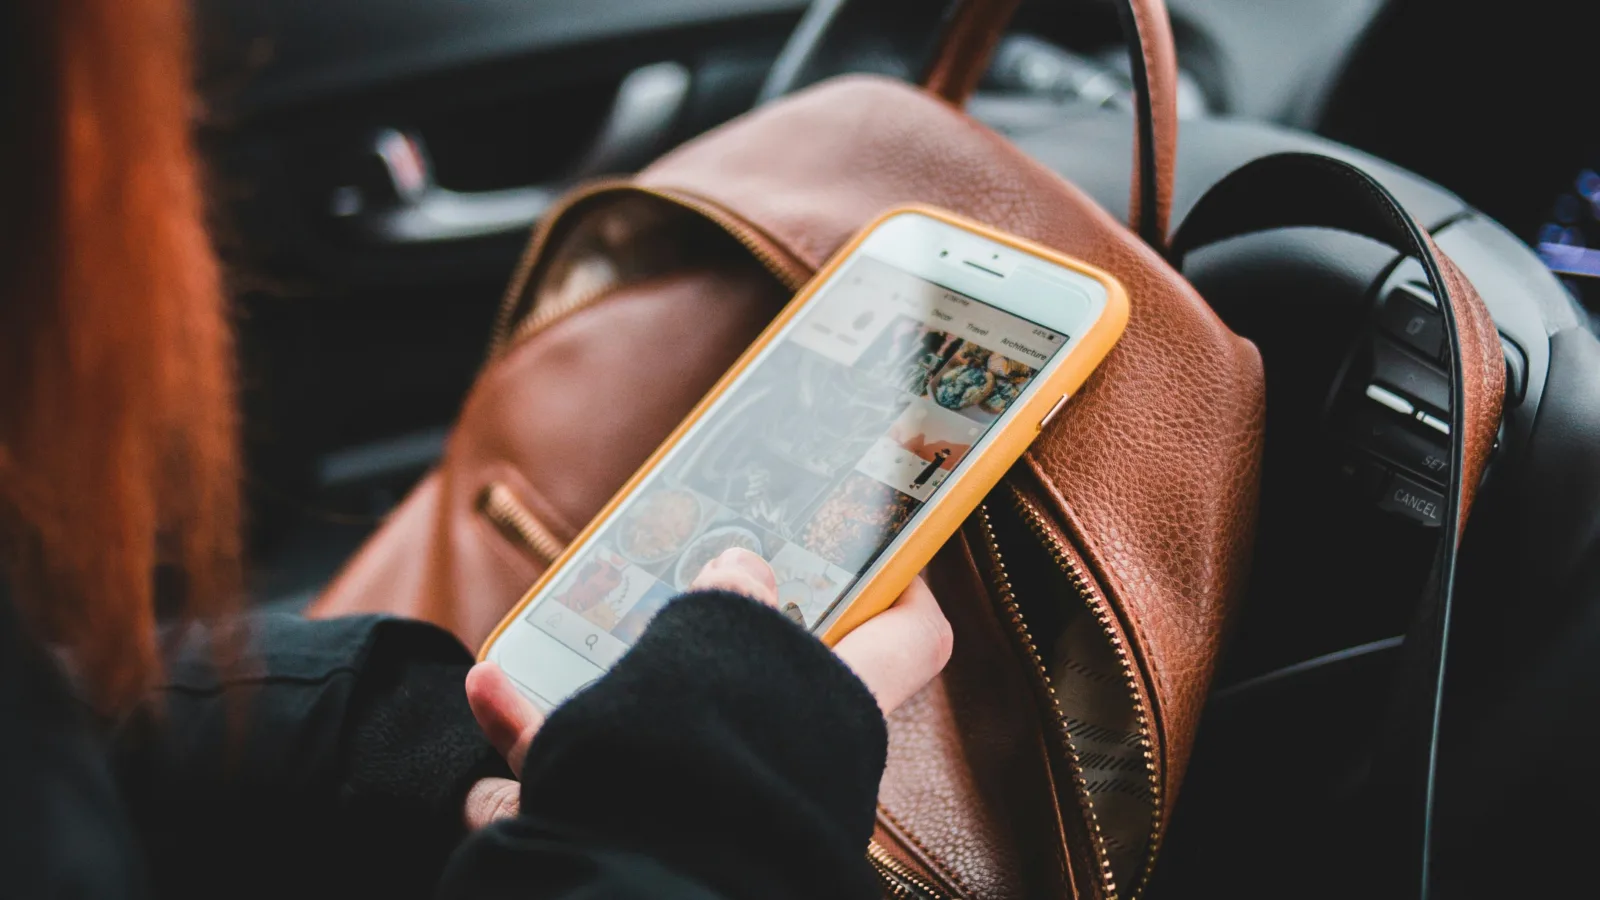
left=584, top=634, right=598, bottom=649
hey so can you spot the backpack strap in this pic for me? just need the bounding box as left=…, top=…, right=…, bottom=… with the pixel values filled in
left=1171, top=152, right=1508, bottom=897
left=924, top=0, right=1178, bottom=248
left=760, top=0, right=1181, bottom=250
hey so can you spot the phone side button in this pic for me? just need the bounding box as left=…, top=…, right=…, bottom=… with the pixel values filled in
left=1039, top=394, right=1071, bottom=431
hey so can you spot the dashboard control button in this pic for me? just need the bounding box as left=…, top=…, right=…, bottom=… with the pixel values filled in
left=1365, top=383, right=1415, bottom=416
left=1378, top=284, right=1445, bottom=360
left=1370, top=340, right=1451, bottom=414
left=1417, top=411, right=1451, bottom=436
left=1377, top=471, right=1445, bottom=528
left=1342, top=407, right=1451, bottom=485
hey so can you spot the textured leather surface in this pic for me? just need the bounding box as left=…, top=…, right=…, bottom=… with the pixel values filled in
left=309, top=267, right=785, bottom=644
left=920, top=0, right=1019, bottom=102
left=1122, top=0, right=1179, bottom=244
left=923, top=0, right=1178, bottom=244
left=1429, top=242, right=1505, bottom=526
left=637, top=78, right=1264, bottom=836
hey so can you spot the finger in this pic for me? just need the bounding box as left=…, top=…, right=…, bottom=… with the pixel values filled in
left=690, top=547, right=779, bottom=607
left=463, top=777, right=520, bottom=831
left=832, top=577, right=953, bottom=716
left=465, top=662, right=546, bottom=779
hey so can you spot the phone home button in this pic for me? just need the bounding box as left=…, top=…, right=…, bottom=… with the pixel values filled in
left=1039, top=394, right=1070, bottom=431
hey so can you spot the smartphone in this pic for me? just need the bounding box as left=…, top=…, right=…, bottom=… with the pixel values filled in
left=480, top=206, right=1128, bottom=710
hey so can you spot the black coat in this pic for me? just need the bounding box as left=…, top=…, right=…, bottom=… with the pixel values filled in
left=0, top=587, right=886, bottom=898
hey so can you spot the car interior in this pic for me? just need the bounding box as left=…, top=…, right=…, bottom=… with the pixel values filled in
left=197, top=0, right=1600, bottom=893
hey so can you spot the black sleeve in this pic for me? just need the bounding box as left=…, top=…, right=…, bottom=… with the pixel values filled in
left=437, top=591, right=889, bottom=900
left=0, top=585, right=143, bottom=900
left=111, top=613, right=511, bottom=900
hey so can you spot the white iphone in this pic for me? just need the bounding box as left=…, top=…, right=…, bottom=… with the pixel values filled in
left=480, top=206, right=1129, bottom=710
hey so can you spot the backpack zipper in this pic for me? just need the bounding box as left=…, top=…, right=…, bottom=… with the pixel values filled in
left=868, top=839, right=954, bottom=899
left=477, top=482, right=565, bottom=566
left=976, top=485, right=1164, bottom=900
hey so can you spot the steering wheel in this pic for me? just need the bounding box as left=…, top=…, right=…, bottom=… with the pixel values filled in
left=760, top=3, right=1600, bottom=896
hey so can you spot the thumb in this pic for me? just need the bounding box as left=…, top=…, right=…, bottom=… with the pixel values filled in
left=463, top=777, right=520, bottom=831
left=466, top=661, right=545, bottom=778
left=832, top=576, right=952, bottom=716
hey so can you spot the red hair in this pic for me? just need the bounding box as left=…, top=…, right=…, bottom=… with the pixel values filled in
left=0, top=0, right=240, bottom=711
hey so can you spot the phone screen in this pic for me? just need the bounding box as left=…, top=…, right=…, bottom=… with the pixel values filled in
left=506, top=254, right=1071, bottom=703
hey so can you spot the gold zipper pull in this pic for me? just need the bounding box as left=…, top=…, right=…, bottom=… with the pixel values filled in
left=478, top=482, right=565, bottom=565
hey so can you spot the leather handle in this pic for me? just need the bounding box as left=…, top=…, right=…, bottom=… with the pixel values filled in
left=923, top=0, right=1178, bottom=249
left=1171, top=152, right=1507, bottom=898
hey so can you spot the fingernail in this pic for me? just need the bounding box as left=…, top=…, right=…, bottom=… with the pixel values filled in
left=719, top=548, right=776, bottom=591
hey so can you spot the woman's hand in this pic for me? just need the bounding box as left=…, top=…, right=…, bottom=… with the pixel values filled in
left=461, top=547, right=953, bottom=829
left=461, top=663, right=545, bottom=830
left=685, top=548, right=953, bottom=713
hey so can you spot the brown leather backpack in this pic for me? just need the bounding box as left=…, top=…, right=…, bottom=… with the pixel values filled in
left=309, top=1, right=1504, bottom=895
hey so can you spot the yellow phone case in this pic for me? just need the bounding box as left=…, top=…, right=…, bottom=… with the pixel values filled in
left=479, top=205, right=1129, bottom=659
